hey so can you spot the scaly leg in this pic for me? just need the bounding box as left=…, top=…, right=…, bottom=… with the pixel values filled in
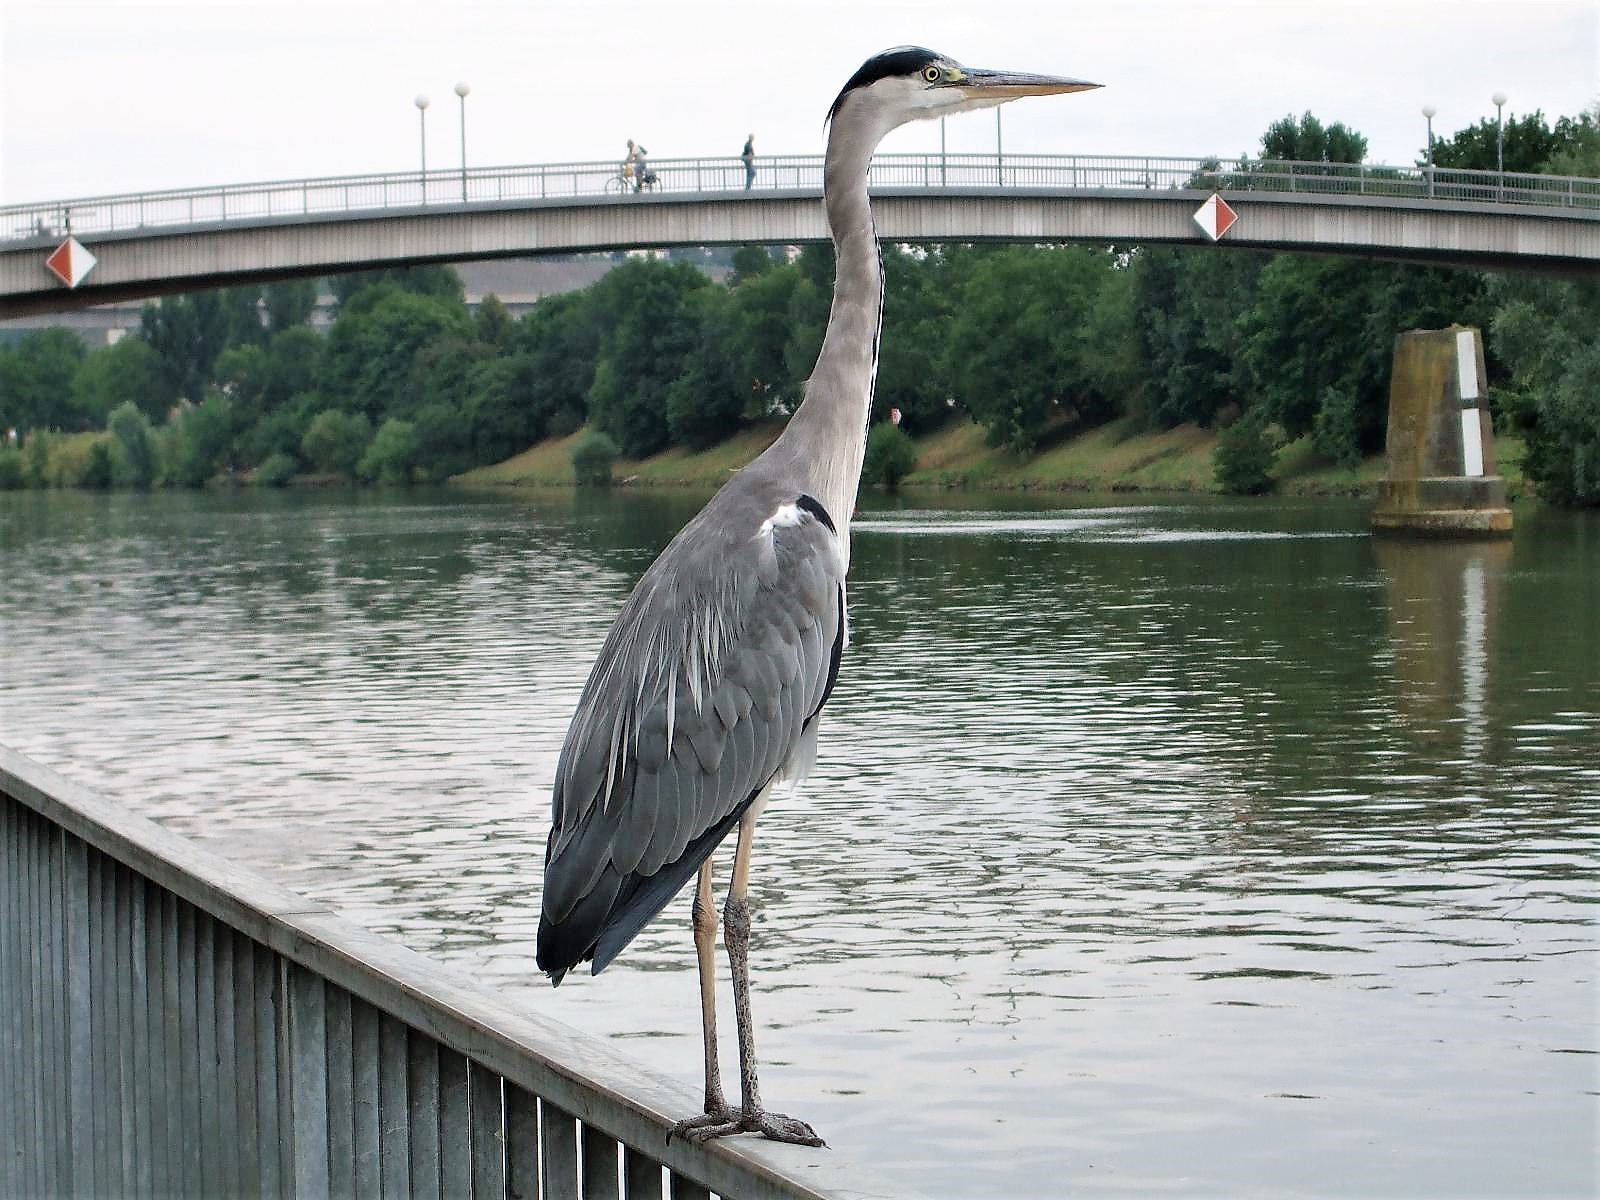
left=685, top=814, right=824, bottom=1147
left=672, top=859, right=738, bottom=1138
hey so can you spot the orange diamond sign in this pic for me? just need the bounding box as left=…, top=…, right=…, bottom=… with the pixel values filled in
left=1193, top=194, right=1238, bottom=242
left=45, top=236, right=97, bottom=288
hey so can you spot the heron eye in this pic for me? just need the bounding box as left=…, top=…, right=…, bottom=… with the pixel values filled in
left=923, top=66, right=941, bottom=83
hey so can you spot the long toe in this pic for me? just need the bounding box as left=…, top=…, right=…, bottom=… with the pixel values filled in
left=745, top=1110, right=826, bottom=1148
left=671, top=1108, right=741, bottom=1143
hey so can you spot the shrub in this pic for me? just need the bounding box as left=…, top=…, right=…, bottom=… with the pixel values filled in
left=1214, top=409, right=1277, bottom=495
left=1312, top=385, right=1364, bottom=469
left=81, top=439, right=114, bottom=489
left=254, top=451, right=298, bottom=488
left=571, top=430, right=620, bottom=487
left=357, top=418, right=420, bottom=485
left=861, top=422, right=917, bottom=490
left=108, top=402, right=158, bottom=489
left=0, top=447, right=24, bottom=489
left=300, top=409, right=372, bottom=479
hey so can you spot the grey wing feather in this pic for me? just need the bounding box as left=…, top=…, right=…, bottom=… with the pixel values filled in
left=536, top=487, right=846, bottom=979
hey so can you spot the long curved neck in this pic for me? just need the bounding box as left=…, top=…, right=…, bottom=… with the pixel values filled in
left=767, top=99, right=893, bottom=553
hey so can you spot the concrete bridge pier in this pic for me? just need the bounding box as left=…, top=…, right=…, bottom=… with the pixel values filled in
left=1372, top=325, right=1513, bottom=537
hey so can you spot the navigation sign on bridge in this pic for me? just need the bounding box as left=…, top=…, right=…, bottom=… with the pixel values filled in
left=1193, top=193, right=1238, bottom=242
left=45, top=236, right=97, bottom=288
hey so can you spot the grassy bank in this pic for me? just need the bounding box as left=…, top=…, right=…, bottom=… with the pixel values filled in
left=453, top=417, right=1527, bottom=498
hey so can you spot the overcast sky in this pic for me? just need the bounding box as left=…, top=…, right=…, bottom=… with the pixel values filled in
left=2, top=0, right=1595, bottom=204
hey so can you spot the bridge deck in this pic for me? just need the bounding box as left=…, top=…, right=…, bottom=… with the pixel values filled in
left=3, top=154, right=1597, bottom=316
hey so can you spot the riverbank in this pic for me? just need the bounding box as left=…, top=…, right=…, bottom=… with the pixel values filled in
left=452, top=416, right=1528, bottom=497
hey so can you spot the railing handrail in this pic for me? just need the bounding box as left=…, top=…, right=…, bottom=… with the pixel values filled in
left=5, top=152, right=1596, bottom=241
left=0, top=744, right=909, bottom=1199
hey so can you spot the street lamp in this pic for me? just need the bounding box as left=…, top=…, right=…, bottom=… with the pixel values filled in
left=415, top=94, right=430, bottom=198
left=1492, top=91, right=1507, bottom=174
left=455, top=81, right=471, bottom=202
left=1422, top=104, right=1437, bottom=197
left=996, top=106, right=1003, bottom=185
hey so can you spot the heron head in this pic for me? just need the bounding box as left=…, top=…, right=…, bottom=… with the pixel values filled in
left=828, top=46, right=1100, bottom=131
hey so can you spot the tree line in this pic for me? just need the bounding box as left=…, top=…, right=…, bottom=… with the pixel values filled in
left=2, top=105, right=1596, bottom=503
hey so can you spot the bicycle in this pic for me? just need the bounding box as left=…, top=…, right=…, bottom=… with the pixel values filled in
left=605, top=166, right=658, bottom=195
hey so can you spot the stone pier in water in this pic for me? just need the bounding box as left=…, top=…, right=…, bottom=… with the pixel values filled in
left=1372, top=325, right=1513, bottom=537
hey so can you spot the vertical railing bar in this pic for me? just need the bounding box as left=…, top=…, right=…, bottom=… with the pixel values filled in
left=470, top=1062, right=508, bottom=1199
left=259, top=945, right=288, bottom=1200
left=214, top=922, right=242, bottom=1196
left=19, top=804, right=41, bottom=1200
left=46, top=822, right=68, bottom=1196
left=540, top=1099, right=580, bottom=1200
left=406, top=1030, right=443, bottom=1198
left=350, top=996, right=382, bottom=1200
left=126, top=872, right=153, bottom=1199
left=0, top=799, right=24, bottom=1200
left=276, top=955, right=299, bottom=1194
left=196, top=911, right=223, bottom=1197
left=621, top=1148, right=663, bottom=1200
left=289, top=963, right=333, bottom=1197
left=377, top=1013, right=411, bottom=1199
left=177, top=900, right=202, bottom=1194
left=440, top=1046, right=472, bottom=1196
left=580, top=1123, right=620, bottom=1200
left=153, top=886, right=178, bottom=1196
left=327, top=984, right=357, bottom=1198
left=0, top=799, right=12, bottom=1198
left=505, top=1084, right=540, bottom=1200
left=114, top=865, right=141, bottom=1196
left=233, top=928, right=263, bottom=1197
left=668, top=1171, right=711, bottom=1200
left=86, top=840, right=110, bottom=1196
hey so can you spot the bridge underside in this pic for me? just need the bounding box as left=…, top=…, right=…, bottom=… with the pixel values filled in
left=2, top=189, right=1595, bottom=317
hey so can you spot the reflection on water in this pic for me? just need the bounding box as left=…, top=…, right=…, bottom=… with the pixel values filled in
left=2, top=487, right=1596, bottom=1199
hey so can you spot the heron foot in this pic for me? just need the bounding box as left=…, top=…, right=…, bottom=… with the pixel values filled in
left=675, top=1107, right=825, bottom=1148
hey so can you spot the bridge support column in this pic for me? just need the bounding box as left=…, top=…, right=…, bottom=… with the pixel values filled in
left=1372, top=325, right=1512, bottom=538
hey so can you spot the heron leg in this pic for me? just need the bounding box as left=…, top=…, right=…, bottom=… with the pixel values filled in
left=686, top=813, right=824, bottom=1148
left=671, top=859, right=738, bottom=1139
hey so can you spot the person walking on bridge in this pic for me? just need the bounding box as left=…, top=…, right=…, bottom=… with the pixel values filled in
left=741, top=134, right=756, bottom=189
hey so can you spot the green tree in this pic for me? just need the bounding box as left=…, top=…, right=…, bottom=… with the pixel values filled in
left=139, top=287, right=264, bottom=405
left=263, top=279, right=320, bottom=331
left=473, top=294, right=515, bottom=349
left=728, top=262, right=803, bottom=416
left=729, top=245, right=777, bottom=286
left=0, top=329, right=87, bottom=434
left=300, top=409, right=371, bottom=479
left=1429, top=110, right=1585, bottom=173
left=945, top=245, right=1125, bottom=454
left=586, top=258, right=713, bottom=457
left=107, top=401, right=158, bottom=488
left=166, top=393, right=235, bottom=487
left=357, top=418, right=421, bottom=484
left=331, top=265, right=464, bottom=309
left=72, top=337, right=165, bottom=428
left=316, top=289, right=472, bottom=421
left=1491, top=275, right=1600, bottom=506
left=1261, top=111, right=1368, bottom=163
left=665, top=288, right=745, bottom=450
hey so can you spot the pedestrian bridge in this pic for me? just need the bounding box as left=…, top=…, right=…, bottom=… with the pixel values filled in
left=3, top=153, right=1597, bottom=316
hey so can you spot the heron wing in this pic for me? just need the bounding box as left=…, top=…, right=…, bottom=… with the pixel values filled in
left=536, top=487, right=846, bottom=981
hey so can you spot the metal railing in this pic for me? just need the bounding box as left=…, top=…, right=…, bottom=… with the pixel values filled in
left=0, top=745, right=899, bottom=1200
left=5, top=153, right=1597, bottom=242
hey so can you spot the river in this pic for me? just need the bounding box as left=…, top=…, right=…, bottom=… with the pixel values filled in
left=1, top=486, right=1595, bottom=1198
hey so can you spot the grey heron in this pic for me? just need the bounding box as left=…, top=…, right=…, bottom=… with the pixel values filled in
left=536, top=46, right=1099, bottom=1146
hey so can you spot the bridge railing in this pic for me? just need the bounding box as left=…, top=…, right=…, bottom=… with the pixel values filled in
left=5, top=153, right=1597, bottom=242
left=0, top=745, right=898, bottom=1200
